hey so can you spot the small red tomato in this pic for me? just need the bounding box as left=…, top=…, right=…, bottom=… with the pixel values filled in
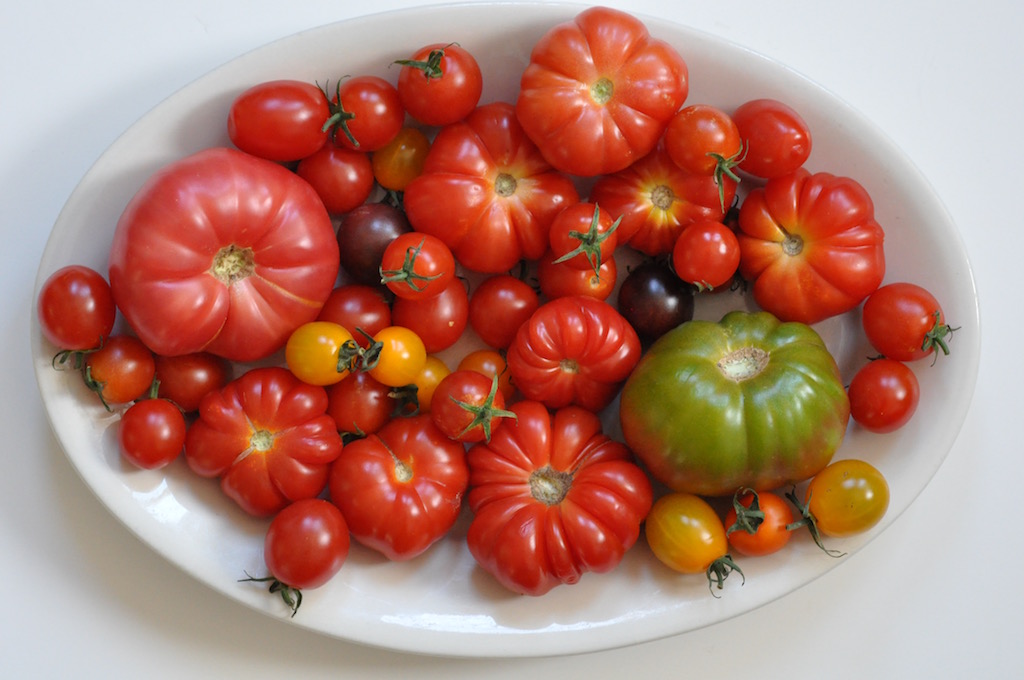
left=468, top=274, right=540, bottom=349
left=848, top=358, right=921, bottom=433
left=83, top=335, right=156, bottom=407
left=672, top=220, right=741, bottom=291
left=227, top=79, right=330, bottom=162
left=862, top=282, right=955, bottom=362
left=430, top=369, right=516, bottom=443
left=295, top=144, right=374, bottom=216
left=118, top=398, right=187, bottom=470
left=258, top=498, right=350, bottom=615
left=395, top=43, right=483, bottom=127
left=37, top=265, right=116, bottom=351
left=731, top=98, right=812, bottom=179
left=379, top=232, right=456, bottom=301
left=154, top=352, right=232, bottom=413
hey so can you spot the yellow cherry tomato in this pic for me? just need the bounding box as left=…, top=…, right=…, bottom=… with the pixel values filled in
left=367, top=325, right=427, bottom=387
left=805, top=459, right=890, bottom=538
left=408, top=355, right=451, bottom=414
left=285, top=321, right=357, bottom=386
left=645, top=492, right=742, bottom=594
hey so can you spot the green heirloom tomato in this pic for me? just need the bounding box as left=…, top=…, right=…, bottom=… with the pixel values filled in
left=619, top=310, right=850, bottom=497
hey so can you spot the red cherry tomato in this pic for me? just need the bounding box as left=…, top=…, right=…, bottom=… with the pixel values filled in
left=731, top=98, right=812, bottom=179
left=295, top=144, right=374, bottom=216
left=118, top=397, right=187, bottom=469
left=153, top=352, right=232, bottom=413
left=395, top=43, right=483, bottom=127
left=861, top=282, right=955, bottom=362
left=37, top=265, right=116, bottom=351
left=671, top=220, right=741, bottom=291
left=83, top=335, right=156, bottom=407
left=227, top=79, right=330, bottom=162
left=848, top=358, right=921, bottom=433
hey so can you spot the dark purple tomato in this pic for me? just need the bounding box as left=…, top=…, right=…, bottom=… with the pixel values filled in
left=336, top=202, right=412, bottom=285
left=617, top=259, right=695, bottom=344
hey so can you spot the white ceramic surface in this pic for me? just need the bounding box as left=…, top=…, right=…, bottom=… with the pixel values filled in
left=30, top=1, right=979, bottom=658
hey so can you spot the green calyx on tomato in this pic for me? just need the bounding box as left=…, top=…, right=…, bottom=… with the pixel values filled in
left=619, top=310, right=850, bottom=497
left=551, top=204, right=622, bottom=275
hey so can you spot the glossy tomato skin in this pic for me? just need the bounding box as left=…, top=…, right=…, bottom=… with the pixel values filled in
left=724, top=489, right=794, bottom=557
left=396, top=43, right=483, bottom=127
left=429, top=369, right=514, bottom=443
left=848, top=358, right=920, bottom=433
left=537, top=250, right=618, bottom=301
left=227, top=79, right=329, bottom=162
left=737, top=168, right=885, bottom=324
left=328, top=414, right=469, bottom=560
left=118, top=397, right=187, bottom=470
left=295, top=144, right=374, bottom=216
left=109, top=147, right=339, bottom=362
left=372, top=127, right=431, bottom=191
left=589, top=144, right=734, bottom=256
left=663, top=104, right=743, bottom=177
left=84, top=335, right=156, bottom=406
left=336, top=203, right=412, bottom=286
left=391, top=277, right=468, bottom=353
left=379, top=232, right=456, bottom=302
left=264, top=498, right=349, bottom=590
left=37, top=265, right=116, bottom=351
left=329, top=75, right=404, bottom=152
left=403, top=101, right=579, bottom=274
left=468, top=274, right=540, bottom=349
left=154, top=352, right=232, bottom=413
left=731, top=98, right=812, bottom=179
left=466, top=400, right=653, bottom=596
left=616, top=258, right=695, bottom=344
left=672, top=220, right=741, bottom=291
left=316, top=284, right=392, bottom=347
left=284, top=321, right=356, bottom=387
left=861, top=282, right=952, bottom=362
left=620, top=310, right=850, bottom=497
left=516, top=6, right=688, bottom=177
left=184, top=366, right=343, bottom=517
left=805, top=459, right=890, bottom=537
left=645, top=492, right=729, bottom=574
left=507, top=295, right=641, bottom=412
left=325, top=370, right=395, bottom=438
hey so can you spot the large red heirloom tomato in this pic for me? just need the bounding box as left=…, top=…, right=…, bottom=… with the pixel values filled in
left=403, top=101, right=579, bottom=273
left=184, top=366, right=343, bottom=517
left=515, top=6, right=689, bottom=177
left=466, top=400, right=653, bottom=596
left=109, top=147, right=340, bottom=362
left=736, top=168, right=885, bottom=325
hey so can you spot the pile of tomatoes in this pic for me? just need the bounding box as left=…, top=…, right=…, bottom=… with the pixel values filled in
left=36, top=6, right=957, bottom=611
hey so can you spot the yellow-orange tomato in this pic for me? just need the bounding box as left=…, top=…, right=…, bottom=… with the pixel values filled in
left=285, top=321, right=356, bottom=386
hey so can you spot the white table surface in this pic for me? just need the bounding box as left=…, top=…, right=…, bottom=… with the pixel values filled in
left=4, top=0, right=1019, bottom=677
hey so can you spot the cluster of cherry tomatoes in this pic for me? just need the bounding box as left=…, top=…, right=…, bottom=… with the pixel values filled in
left=36, top=6, right=959, bottom=612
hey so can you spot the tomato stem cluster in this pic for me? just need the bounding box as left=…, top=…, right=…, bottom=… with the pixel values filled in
left=552, top=205, right=621, bottom=276
left=783, top=487, right=846, bottom=558
left=450, top=373, right=517, bottom=443
left=379, top=236, right=443, bottom=292
left=239, top=572, right=303, bottom=617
